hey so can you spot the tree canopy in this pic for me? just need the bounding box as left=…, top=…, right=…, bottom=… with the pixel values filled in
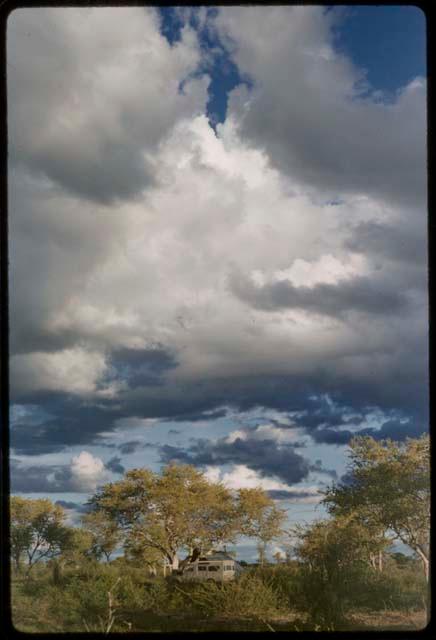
left=88, top=463, right=285, bottom=569
left=322, top=435, right=430, bottom=579
left=81, top=510, right=121, bottom=562
left=10, top=497, right=72, bottom=574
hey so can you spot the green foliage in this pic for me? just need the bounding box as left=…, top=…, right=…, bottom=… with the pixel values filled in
left=81, top=510, right=122, bottom=561
left=89, top=463, right=285, bottom=569
left=172, top=573, right=287, bottom=619
left=323, top=435, right=430, bottom=578
left=249, top=563, right=301, bottom=606
left=10, top=497, right=72, bottom=574
left=10, top=439, right=429, bottom=631
left=237, top=488, right=287, bottom=546
left=12, top=555, right=428, bottom=632
left=291, top=514, right=402, bottom=627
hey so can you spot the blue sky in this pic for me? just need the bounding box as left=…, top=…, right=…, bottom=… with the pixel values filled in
left=8, top=6, right=427, bottom=561
left=157, top=5, right=426, bottom=126
left=333, top=5, right=426, bottom=93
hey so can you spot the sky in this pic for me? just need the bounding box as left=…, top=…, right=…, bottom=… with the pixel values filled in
left=7, top=5, right=427, bottom=561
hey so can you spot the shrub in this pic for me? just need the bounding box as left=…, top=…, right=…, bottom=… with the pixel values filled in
left=172, top=573, right=287, bottom=619
left=249, top=563, right=301, bottom=607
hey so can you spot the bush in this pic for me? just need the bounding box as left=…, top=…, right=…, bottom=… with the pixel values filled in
left=248, top=563, right=301, bottom=607
left=352, top=565, right=428, bottom=612
left=289, top=559, right=429, bottom=628
left=172, top=573, right=287, bottom=619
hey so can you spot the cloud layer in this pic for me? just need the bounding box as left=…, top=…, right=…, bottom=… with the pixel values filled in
left=8, top=7, right=427, bottom=493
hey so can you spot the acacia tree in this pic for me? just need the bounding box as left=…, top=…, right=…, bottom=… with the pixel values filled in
left=10, top=497, right=71, bottom=575
left=237, top=488, right=286, bottom=565
left=124, top=534, right=165, bottom=576
left=322, top=435, right=430, bottom=580
left=81, top=510, right=121, bottom=562
left=89, top=464, right=285, bottom=571
left=89, top=464, right=242, bottom=570
left=50, top=528, right=95, bottom=584
left=293, top=513, right=387, bottom=627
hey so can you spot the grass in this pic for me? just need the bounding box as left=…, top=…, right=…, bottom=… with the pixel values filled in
left=9, top=561, right=429, bottom=633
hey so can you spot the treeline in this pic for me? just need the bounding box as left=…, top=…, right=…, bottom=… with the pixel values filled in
left=11, top=465, right=286, bottom=577
left=10, top=435, right=430, bottom=631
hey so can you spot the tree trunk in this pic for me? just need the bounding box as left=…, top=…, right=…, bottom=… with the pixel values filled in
left=170, top=553, right=179, bottom=571
left=378, top=550, right=383, bottom=572
left=415, top=547, right=429, bottom=582
left=13, top=555, right=21, bottom=574
left=52, top=559, right=62, bottom=585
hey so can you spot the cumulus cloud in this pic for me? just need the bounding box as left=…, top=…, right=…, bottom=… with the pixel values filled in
left=159, top=425, right=336, bottom=486
left=160, top=437, right=311, bottom=485
left=215, top=6, right=427, bottom=210
left=7, top=6, right=427, bottom=462
left=69, top=451, right=109, bottom=491
left=10, top=348, right=110, bottom=396
left=8, top=6, right=208, bottom=203
left=11, top=450, right=111, bottom=493
left=104, top=456, right=125, bottom=475
left=203, top=465, right=321, bottom=503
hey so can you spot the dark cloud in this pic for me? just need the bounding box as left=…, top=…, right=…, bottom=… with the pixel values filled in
left=267, top=489, right=320, bottom=501
left=104, top=456, right=125, bottom=475
left=10, top=398, right=122, bottom=455
left=170, top=409, right=228, bottom=423
left=11, top=460, right=74, bottom=493
left=6, top=6, right=428, bottom=485
left=310, top=459, right=337, bottom=479
left=117, top=440, right=143, bottom=455
left=159, top=437, right=312, bottom=485
left=309, top=417, right=427, bottom=446
left=373, top=418, right=427, bottom=440
left=55, top=500, right=91, bottom=514
left=345, top=221, right=427, bottom=269
left=310, top=427, right=354, bottom=445
left=10, top=362, right=428, bottom=457
left=229, top=270, right=408, bottom=318
left=109, top=346, right=179, bottom=388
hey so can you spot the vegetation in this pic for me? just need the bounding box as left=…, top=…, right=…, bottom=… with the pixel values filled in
left=10, top=497, right=72, bottom=575
left=89, top=464, right=285, bottom=571
left=10, top=436, right=430, bottom=632
left=323, top=434, right=430, bottom=580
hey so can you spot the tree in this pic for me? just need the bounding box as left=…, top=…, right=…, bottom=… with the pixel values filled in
left=123, top=534, right=165, bottom=576
left=294, top=513, right=389, bottom=573
left=10, top=497, right=71, bottom=575
left=89, top=464, right=285, bottom=572
left=50, top=528, right=94, bottom=584
left=89, top=464, right=241, bottom=571
left=81, top=510, right=121, bottom=562
left=293, top=513, right=389, bottom=627
left=237, top=488, right=286, bottom=566
left=273, top=550, right=283, bottom=564
left=322, top=435, right=430, bottom=580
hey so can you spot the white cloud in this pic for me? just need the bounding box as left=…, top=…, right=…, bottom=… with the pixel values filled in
left=204, top=464, right=321, bottom=504
left=8, top=7, right=209, bottom=202
left=70, top=451, right=108, bottom=492
left=225, top=423, right=303, bottom=445
left=274, top=253, right=368, bottom=288
left=10, top=348, right=109, bottom=395
left=216, top=6, right=426, bottom=211
left=8, top=6, right=427, bottom=452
